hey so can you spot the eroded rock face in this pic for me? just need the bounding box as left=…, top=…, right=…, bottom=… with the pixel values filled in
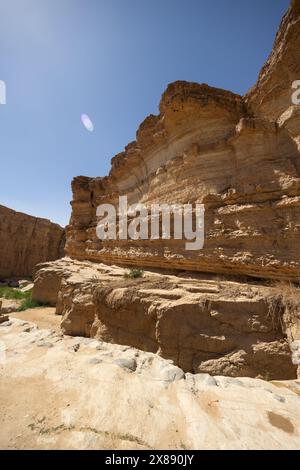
left=32, top=3, right=300, bottom=380
left=33, top=258, right=298, bottom=380
left=246, top=0, right=300, bottom=149
left=0, top=205, right=65, bottom=279
left=65, top=3, right=300, bottom=280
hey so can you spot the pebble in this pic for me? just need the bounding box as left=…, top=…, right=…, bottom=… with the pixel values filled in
left=114, top=358, right=137, bottom=372
left=273, top=394, right=286, bottom=403
left=196, top=374, right=218, bottom=387
left=37, top=342, right=54, bottom=348
left=70, top=343, right=80, bottom=352
left=161, top=365, right=185, bottom=383
left=89, top=357, right=102, bottom=365
left=0, top=321, right=12, bottom=327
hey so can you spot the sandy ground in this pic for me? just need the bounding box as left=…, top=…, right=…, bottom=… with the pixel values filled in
left=11, top=307, right=61, bottom=332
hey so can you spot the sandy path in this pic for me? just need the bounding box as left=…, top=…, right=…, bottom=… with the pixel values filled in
left=11, top=307, right=61, bottom=332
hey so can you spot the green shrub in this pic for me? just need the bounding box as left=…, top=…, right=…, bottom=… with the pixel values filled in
left=17, top=298, right=46, bottom=312
left=0, top=286, right=31, bottom=300
left=0, top=286, right=48, bottom=311
left=124, top=268, right=144, bottom=279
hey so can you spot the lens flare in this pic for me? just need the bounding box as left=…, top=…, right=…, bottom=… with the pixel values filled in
left=81, top=113, right=94, bottom=132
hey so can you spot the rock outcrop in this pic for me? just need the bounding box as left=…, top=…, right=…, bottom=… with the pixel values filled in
left=246, top=0, right=300, bottom=150
left=32, top=258, right=299, bottom=380
left=65, top=2, right=300, bottom=281
left=31, top=2, right=300, bottom=381
left=0, top=304, right=9, bottom=324
left=0, top=205, right=65, bottom=279
left=1, top=317, right=300, bottom=450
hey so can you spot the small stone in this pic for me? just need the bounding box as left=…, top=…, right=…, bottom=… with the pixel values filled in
left=196, top=374, right=218, bottom=387
left=161, top=365, right=185, bottom=383
left=273, top=394, right=286, bottom=403
left=20, top=284, right=34, bottom=293
left=0, top=315, right=10, bottom=325
left=114, top=358, right=137, bottom=372
left=7, top=280, right=19, bottom=288
left=37, top=341, right=54, bottom=348
left=18, top=280, right=32, bottom=288
left=23, top=327, right=34, bottom=333
left=88, top=357, right=102, bottom=365
left=0, top=321, right=12, bottom=327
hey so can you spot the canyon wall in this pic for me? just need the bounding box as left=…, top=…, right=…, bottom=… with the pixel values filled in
left=65, top=2, right=300, bottom=281
left=246, top=0, right=300, bottom=150
left=0, top=205, right=65, bottom=279
left=32, top=2, right=300, bottom=380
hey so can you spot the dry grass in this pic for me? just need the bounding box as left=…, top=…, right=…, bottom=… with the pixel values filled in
left=266, top=281, right=300, bottom=333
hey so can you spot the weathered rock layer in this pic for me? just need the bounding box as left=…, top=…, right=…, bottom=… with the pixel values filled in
left=32, top=3, right=300, bottom=380
left=64, top=2, right=300, bottom=281
left=0, top=205, right=65, bottom=279
left=246, top=0, right=300, bottom=150
left=33, top=258, right=299, bottom=380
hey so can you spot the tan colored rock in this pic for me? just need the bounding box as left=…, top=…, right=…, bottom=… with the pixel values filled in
left=246, top=0, right=300, bottom=149
left=1, top=317, right=300, bottom=450
left=0, top=301, right=9, bottom=324
left=33, top=258, right=298, bottom=380
left=247, top=0, right=300, bottom=112
left=20, top=283, right=34, bottom=293
left=32, top=3, right=300, bottom=381
left=0, top=205, right=65, bottom=279
left=65, top=35, right=300, bottom=281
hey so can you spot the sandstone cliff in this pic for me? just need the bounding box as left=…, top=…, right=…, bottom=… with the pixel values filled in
left=32, top=2, right=300, bottom=381
left=246, top=0, right=300, bottom=150
left=0, top=205, right=65, bottom=279
left=65, top=1, right=300, bottom=281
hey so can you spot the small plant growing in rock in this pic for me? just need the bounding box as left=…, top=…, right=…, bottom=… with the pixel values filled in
left=17, top=298, right=48, bottom=312
left=124, top=269, right=144, bottom=279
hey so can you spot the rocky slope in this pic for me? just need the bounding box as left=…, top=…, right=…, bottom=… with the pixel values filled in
left=64, top=1, right=300, bottom=281
left=1, top=317, right=300, bottom=450
left=0, top=205, right=65, bottom=279
left=32, top=258, right=299, bottom=380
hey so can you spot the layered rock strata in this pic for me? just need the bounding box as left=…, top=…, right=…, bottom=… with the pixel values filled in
left=33, top=258, right=298, bottom=380
left=0, top=205, right=65, bottom=279
left=32, top=2, right=300, bottom=380
left=246, top=0, right=300, bottom=150
left=65, top=2, right=300, bottom=280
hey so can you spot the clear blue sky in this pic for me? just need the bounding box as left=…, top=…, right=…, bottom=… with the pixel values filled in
left=0, top=0, right=290, bottom=226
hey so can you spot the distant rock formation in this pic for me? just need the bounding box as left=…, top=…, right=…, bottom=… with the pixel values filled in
left=65, top=1, right=300, bottom=281
left=0, top=205, right=65, bottom=279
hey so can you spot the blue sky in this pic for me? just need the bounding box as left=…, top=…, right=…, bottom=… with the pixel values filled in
left=0, top=0, right=290, bottom=226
